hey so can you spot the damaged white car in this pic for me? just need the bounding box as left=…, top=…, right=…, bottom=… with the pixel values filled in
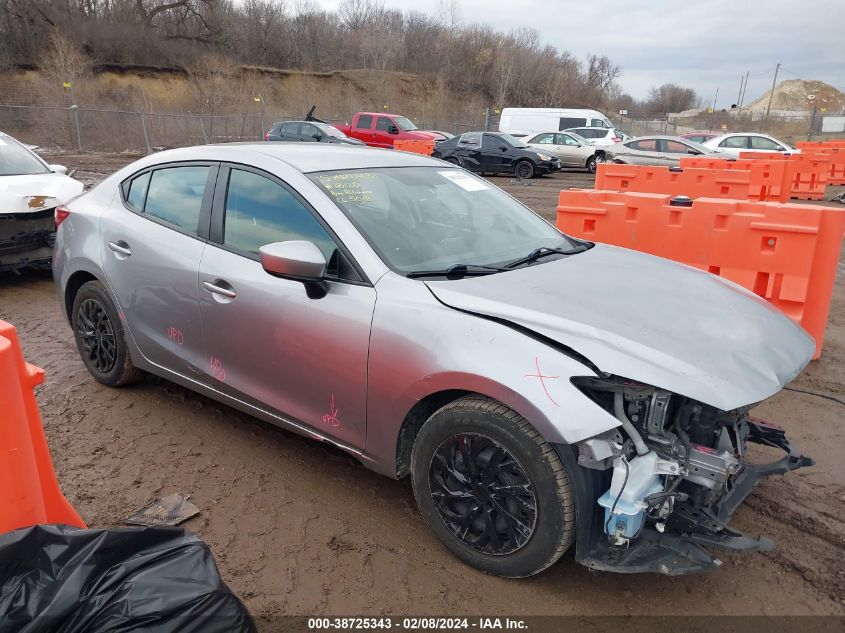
left=1, top=132, right=83, bottom=272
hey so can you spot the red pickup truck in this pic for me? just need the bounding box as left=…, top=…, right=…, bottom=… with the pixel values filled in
left=335, top=112, right=446, bottom=149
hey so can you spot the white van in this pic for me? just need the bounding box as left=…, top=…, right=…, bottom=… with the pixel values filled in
left=499, top=108, right=613, bottom=138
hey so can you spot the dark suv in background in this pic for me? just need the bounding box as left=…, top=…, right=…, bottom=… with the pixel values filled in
left=265, top=120, right=364, bottom=145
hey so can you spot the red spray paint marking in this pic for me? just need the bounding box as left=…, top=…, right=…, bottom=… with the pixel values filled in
left=210, top=356, right=226, bottom=381
left=167, top=327, right=184, bottom=345
left=322, top=394, right=341, bottom=427
left=525, top=356, right=559, bottom=407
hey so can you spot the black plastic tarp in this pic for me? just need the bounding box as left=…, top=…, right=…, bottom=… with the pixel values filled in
left=0, top=524, right=256, bottom=633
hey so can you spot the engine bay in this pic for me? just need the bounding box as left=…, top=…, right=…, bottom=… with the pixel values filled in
left=572, top=375, right=814, bottom=574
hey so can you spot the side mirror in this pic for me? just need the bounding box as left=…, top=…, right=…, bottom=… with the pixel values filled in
left=687, top=149, right=701, bottom=155
left=259, top=241, right=329, bottom=299
left=775, top=146, right=786, bottom=151
left=499, top=145, right=508, bottom=151
left=388, top=125, right=399, bottom=134
left=312, top=133, right=322, bottom=141
left=49, top=164, right=68, bottom=174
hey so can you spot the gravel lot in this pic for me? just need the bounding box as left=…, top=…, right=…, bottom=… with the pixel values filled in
left=1, top=153, right=843, bottom=622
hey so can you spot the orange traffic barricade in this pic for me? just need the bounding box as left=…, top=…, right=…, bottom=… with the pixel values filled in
left=796, top=143, right=845, bottom=186
left=0, top=320, right=85, bottom=533
left=556, top=191, right=845, bottom=359
left=679, top=157, right=794, bottom=202
left=393, top=139, right=435, bottom=156
left=594, top=162, right=791, bottom=202
left=739, top=151, right=830, bottom=200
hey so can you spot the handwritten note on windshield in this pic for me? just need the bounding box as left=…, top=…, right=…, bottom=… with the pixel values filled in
left=318, top=172, right=378, bottom=205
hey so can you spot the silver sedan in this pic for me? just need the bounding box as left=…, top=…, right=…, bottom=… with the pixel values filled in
left=54, top=144, right=814, bottom=578
left=602, top=135, right=727, bottom=167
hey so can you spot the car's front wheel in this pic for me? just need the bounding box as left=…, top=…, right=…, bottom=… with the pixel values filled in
left=586, top=153, right=603, bottom=173
left=514, top=160, right=535, bottom=179
left=411, top=396, right=575, bottom=577
left=71, top=280, right=139, bottom=386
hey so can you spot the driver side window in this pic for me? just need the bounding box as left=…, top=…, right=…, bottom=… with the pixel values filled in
left=533, top=133, right=556, bottom=144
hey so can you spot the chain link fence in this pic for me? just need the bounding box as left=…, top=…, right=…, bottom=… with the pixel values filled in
left=0, top=104, right=492, bottom=153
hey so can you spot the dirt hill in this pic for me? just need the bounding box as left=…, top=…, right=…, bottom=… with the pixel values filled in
left=747, top=79, right=845, bottom=113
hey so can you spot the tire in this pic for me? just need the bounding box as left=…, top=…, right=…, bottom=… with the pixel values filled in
left=586, top=154, right=598, bottom=173
left=411, top=396, right=575, bottom=578
left=514, top=160, right=535, bottom=179
left=71, top=280, right=139, bottom=386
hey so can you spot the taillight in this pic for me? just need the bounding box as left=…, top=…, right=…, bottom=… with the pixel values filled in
left=612, top=137, right=621, bottom=142
left=55, top=205, right=70, bottom=228
left=264, top=132, right=270, bottom=141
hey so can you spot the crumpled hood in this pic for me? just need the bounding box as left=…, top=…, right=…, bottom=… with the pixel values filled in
left=426, top=244, right=815, bottom=411
left=0, top=173, right=84, bottom=214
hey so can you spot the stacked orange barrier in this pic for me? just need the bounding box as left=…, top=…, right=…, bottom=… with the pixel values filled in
left=393, top=139, right=435, bottom=156
left=595, top=162, right=790, bottom=202
left=796, top=142, right=845, bottom=186
left=556, top=191, right=845, bottom=358
left=739, top=151, right=829, bottom=200
left=679, top=157, right=794, bottom=202
left=0, top=320, right=85, bottom=533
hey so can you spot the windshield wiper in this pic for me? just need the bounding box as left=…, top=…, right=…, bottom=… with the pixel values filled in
left=406, top=264, right=508, bottom=279
left=504, top=244, right=589, bottom=269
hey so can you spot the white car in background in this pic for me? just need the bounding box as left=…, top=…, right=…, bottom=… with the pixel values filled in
left=0, top=131, right=84, bottom=272
left=701, top=133, right=800, bottom=157
left=564, top=127, right=623, bottom=148
left=525, top=131, right=599, bottom=172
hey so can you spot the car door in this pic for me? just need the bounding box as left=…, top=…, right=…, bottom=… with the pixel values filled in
left=452, top=132, right=483, bottom=170
left=282, top=122, right=301, bottom=141
left=555, top=133, right=587, bottom=166
left=717, top=135, right=749, bottom=157
left=300, top=123, right=321, bottom=142
left=623, top=139, right=659, bottom=165
left=659, top=139, right=698, bottom=166
left=373, top=116, right=396, bottom=148
left=481, top=133, right=509, bottom=172
left=197, top=164, right=376, bottom=449
left=749, top=135, right=788, bottom=153
left=354, top=114, right=374, bottom=145
left=100, top=163, right=216, bottom=378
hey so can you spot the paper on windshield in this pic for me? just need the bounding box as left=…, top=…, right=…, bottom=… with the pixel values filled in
left=439, top=170, right=489, bottom=191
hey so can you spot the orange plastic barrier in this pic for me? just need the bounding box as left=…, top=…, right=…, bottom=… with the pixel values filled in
left=796, top=144, right=845, bottom=186
left=393, top=139, right=435, bottom=156
left=595, top=162, right=793, bottom=202
left=739, top=152, right=829, bottom=200
left=556, top=191, right=845, bottom=358
left=0, top=320, right=85, bottom=533
left=679, top=157, right=794, bottom=202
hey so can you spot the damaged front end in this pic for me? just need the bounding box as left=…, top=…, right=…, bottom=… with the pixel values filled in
left=0, top=206, right=57, bottom=272
left=569, top=376, right=813, bottom=575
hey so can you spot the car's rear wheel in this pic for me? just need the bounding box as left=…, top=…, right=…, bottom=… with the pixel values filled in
left=586, top=153, right=602, bottom=173
left=411, top=396, right=575, bottom=577
left=71, top=280, right=139, bottom=386
left=514, top=160, right=535, bottom=179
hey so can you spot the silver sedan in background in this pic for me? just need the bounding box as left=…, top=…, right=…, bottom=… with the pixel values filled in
left=54, top=144, right=813, bottom=579
left=601, top=135, right=728, bottom=167
left=524, top=131, right=599, bottom=172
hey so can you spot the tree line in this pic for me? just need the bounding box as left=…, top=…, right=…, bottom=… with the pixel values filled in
left=0, top=0, right=699, bottom=116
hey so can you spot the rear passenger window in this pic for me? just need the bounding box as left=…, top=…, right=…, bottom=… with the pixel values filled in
left=144, top=166, right=209, bottom=233
left=126, top=171, right=150, bottom=210
left=223, top=168, right=337, bottom=261
left=356, top=115, right=373, bottom=130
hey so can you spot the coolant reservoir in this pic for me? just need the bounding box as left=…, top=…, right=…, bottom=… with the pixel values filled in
left=597, top=452, right=663, bottom=539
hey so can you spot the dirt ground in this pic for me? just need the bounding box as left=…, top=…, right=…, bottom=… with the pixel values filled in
left=2, top=153, right=844, bottom=621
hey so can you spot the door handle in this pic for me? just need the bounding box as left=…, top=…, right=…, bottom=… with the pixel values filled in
left=202, top=280, right=236, bottom=299
left=107, top=240, right=131, bottom=257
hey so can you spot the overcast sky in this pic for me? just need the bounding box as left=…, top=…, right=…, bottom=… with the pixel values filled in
left=318, top=0, right=845, bottom=107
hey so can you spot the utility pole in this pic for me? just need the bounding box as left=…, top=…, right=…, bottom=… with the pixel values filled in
left=761, top=62, right=781, bottom=132
left=737, top=69, right=750, bottom=116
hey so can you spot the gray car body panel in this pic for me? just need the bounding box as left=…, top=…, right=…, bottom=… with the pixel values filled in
left=54, top=144, right=813, bottom=480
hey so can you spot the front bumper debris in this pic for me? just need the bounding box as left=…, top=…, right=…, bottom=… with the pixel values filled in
left=0, top=209, right=55, bottom=272
left=576, top=417, right=814, bottom=575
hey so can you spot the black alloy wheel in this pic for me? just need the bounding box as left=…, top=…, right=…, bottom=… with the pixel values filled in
left=429, top=432, right=538, bottom=555
left=76, top=297, right=117, bottom=374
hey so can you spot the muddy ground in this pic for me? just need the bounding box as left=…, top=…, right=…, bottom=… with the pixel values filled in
left=1, top=153, right=844, bottom=622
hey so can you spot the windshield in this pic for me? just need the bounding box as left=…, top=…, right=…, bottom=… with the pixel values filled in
left=498, top=133, right=529, bottom=148
left=310, top=167, right=576, bottom=275
left=0, top=136, right=50, bottom=176
left=316, top=123, right=348, bottom=138
left=394, top=117, right=417, bottom=131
